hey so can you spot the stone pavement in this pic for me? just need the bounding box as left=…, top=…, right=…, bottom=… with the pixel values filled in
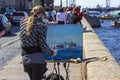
left=0, top=54, right=82, bottom=80
left=0, top=54, right=29, bottom=80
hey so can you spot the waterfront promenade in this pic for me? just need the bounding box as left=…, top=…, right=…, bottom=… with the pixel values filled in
left=0, top=53, right=82, bottom=80
left=0, top=18, right=120, bottom=80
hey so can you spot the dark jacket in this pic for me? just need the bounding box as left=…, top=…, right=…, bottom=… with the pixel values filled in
left=71, top=13, right=81, bottom=24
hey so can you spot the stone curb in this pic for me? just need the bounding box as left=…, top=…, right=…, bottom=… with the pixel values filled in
left=82, top=18, right=120, bottom=80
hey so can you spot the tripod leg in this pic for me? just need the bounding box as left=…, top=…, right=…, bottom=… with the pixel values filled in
left=57, top=62, right=60, bottom=75
left=63, top=62, right=70, bottom=80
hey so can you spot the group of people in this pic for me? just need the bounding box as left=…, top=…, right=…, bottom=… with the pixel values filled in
left=20, top=4, right=83, bottom=80
left=45, top=4, right=83, bottom=24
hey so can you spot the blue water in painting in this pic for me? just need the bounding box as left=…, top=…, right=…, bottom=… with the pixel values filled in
left=45, top=24, right=83, bottom=60
left=44, top=47, right=83, bottom=60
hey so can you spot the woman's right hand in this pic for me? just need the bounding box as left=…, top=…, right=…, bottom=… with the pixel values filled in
left=52, top=50, right=57, bottom=57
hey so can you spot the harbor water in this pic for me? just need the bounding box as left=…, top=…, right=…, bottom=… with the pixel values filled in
left=94, top=20, right=120, bottom=64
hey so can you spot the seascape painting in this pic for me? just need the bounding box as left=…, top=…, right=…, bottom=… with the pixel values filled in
left=45, top=24, right=83, bottom=60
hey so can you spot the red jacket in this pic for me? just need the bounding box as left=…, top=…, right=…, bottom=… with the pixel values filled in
left=78, top=12, right=83, bottom=19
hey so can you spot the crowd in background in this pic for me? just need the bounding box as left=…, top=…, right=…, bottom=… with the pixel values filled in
left=44, top=4, right=83, bottom=24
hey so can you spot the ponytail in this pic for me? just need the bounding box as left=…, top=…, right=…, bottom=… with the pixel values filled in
left=26, top=15, right=34, bottom=35
left=26, top=5, right=45, bottom=35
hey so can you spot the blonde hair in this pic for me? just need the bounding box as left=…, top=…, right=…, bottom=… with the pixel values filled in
left=26, top=5, right=45, bottom=35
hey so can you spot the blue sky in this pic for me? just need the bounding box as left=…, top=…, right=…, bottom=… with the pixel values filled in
left=54, top=0, right=120, bottom=8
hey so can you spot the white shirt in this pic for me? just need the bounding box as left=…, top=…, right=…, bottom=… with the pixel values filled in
left=51, top=10, right=56, bottom=17
left=56, top=12, right=66, bottom=24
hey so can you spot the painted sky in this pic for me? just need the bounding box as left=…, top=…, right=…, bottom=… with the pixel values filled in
left=54, top=0, right=120, bottom=8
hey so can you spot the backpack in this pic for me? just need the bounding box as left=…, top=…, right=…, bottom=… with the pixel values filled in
left=45, top=62, right=64, bottom=80
left=46, top=73, right=64, bottom=80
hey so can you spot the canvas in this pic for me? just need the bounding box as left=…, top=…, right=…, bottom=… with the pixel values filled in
left=45, top=24, right=83, bottom=60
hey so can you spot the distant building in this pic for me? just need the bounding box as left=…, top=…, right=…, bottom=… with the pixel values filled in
left=0, top=0, right=3, bottom=8
left=0, top=0, right=54, bottom=10
left=0, top=0, right=30, bottom=10
left=32, top=0, right=54, bottom=8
